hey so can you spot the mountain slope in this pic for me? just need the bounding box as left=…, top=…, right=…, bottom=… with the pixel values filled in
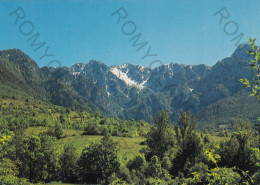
left=0, top=44, right=259, bottom=127
left=0, top=50, right=106, bottom=114
left=69, top=44, right=258, bottom=124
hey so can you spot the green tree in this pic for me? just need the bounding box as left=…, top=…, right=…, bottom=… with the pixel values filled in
left=46, top=122, right=64, bottom=139
left=0, top=158, right=29, bottom=185
left=175, top=111, right=196, bottom=149
left=144, top=155, right=172, bottom=184
left=145, top=155, right=164, bottom=178
left=205, top=167, right=242, bottom=185
left=161, top=156, right=172, bottom=171
left=78, top=134, right=120, bottom=184
left=146, top=110, right=174, bottom=159
left=0, top=129, right=14, bottom=159
left=172, top=111, right=203, bottom=176
left=217, top=136, right=239, bottom=167
left=59, top=143, right=79, bottom=183
left=224, top=119, right=258, bottom=172
left=127, top=154, right=146, bottom=172
left=59, top=114, right=66, bottom=124
left=0, top=100, right=2, bottom=111
left=233, top=119, right=253, bottom=160
left=17, top=135, right=61, bottom=182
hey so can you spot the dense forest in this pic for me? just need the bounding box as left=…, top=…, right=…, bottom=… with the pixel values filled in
left=0, top=40, right=260, bottom=184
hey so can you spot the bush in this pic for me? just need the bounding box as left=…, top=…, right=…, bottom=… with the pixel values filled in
left=161, top=157, right=172, bottom=171
left=46, top=123, right=64, bottom=139
left=203, top=135, right=210, bottom=143
left=112, top=166, right=132, bottom=184
left=83, top=124, right=101, bottom=135
left=127, top=154, right=146, bottom=173
left=205, top=167, right=241, bottom=184
left=145, top=156, right=163, bottom=178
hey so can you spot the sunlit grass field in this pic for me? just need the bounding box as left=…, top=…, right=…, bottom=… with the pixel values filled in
left=25, top=127, right=229, bottom=166
left=25, top=127, right=146, bottom=164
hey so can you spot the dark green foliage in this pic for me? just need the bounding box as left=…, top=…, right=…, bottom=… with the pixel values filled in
left=217, top=136, right=239, bottom=167
left=203, top=134, right=210, bottom=143
left=114, top=166, right=133, bottom=184
left=145, top=155, right=164, bottom=179
left=83, top=123, right=101, bottom=135
left=100, top=119, right=105, bottom=125
left=78, top=134, right=120, bottom=184
left=197, top=90, right=260, bottom=129
left=0, top=158, right=29, bottom=185
left=216, top=119, right=260, bottom=183
left=185, top=161, right=209, bottom=179
left=16, top=135, right=60, bottom=182
left=127, top=154, right=146, bottom=174
left=175, top=111, right=197, bottom=147
left=59, top=114, right=65, bottom=124
left=171, top=111, right=203, bottom=176
left=146, top=111, right=175, bottom=159
left=0, top=100, right=2, bottom=111
left=59, top=144, right=79, bottom=183
left=218, top=129, right=230, bottom=137
left=161, top=157, right=172, bottom=171
left=205, top=167, right=242, bottom=184
left=232, top=119, right=254, bottom=170
left=46, top=123, right=64, bottom=139
left=0, top=129, right=14, bottom=159
left=171, top=132, right=203, bottom=176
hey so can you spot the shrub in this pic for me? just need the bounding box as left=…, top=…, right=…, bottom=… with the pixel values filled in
left=46, top=123, right=64, bottom=139
left=127, top=154, right=146, bottom=172
left=205, top=167, right=241, bottom=184
left=83, top=124, right=101, bottom=135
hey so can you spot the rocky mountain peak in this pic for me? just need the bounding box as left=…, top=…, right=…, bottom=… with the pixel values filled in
left=0, top=49, right=39, bottom=70
left=231, top=44, right=253, bottom=60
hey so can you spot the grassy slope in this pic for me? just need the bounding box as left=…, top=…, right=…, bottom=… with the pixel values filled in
left=25, top=127, right=146, bottom=164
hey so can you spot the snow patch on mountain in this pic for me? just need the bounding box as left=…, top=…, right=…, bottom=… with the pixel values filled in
left=73, top=72, right=81, bottom=75
left=76, top=63, right=86, bottom=71
left=110, top=67, right=147, bottom=89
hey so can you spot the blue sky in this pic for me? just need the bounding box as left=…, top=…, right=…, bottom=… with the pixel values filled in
left=0, top=0, right=260, bottom=68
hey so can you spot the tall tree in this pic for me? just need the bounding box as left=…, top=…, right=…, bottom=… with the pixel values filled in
left=146, top=110, right=174, bottom=159
left=232, top=119, right=254, bottom=170
left=172, top=111, right=202, bottom=176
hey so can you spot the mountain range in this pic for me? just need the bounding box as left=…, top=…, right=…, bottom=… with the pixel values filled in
left=0, top=44, right=260, bottom=128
